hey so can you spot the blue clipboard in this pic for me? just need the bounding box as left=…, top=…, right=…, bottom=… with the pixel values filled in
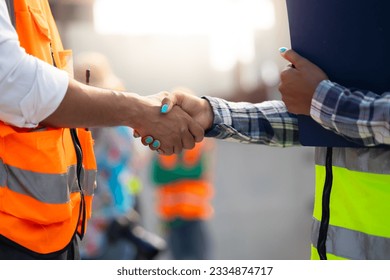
left=285, top=0, right=390, bottom=147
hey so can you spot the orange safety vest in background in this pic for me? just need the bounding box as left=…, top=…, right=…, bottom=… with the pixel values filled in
left=152, top=141, right=214, bottom=221
left=0, top=0, right=96, bottom=255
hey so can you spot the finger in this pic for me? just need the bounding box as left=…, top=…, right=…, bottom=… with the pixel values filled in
left=163, top=135, right=183, bottom=154
left=181, top=130, right=196, bottom=150
left=171, top=135, right=184, bottom=154
left=150, top=139, right=178, bottom=155
left=172, top=143, right=183, bottom=154
left=281, top=63, right=294, bottom=72
left=279, top=66, right=297, bottom=82
left=160, top=147, right=173, bottom=156
left=279, top=47, right=307, bottom=68
left=133, top=130, right=140, bottom=138
left=188, top=120, right=204, bottom=143
left=155, top=141, right=174, bottom=155
left=141, top=135, right=154, bottom=146
left=150, top=139, right=161, bottom=150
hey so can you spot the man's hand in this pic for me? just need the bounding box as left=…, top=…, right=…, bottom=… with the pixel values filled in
left=160, top=91, right=214, bottom=131
left=43, top=80, right=203, bottom=155
left=135, top=90, right=214, bottom=154
left=132, top=91, right=204, bottom=155
left=278, top=48, right=328, bottom=115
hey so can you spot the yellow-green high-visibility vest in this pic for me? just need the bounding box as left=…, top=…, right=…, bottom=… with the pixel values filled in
left=311, top=147, right=390, bottom=260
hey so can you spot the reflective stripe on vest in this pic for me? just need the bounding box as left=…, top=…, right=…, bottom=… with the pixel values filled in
left=0, top=0, right=96, bottom=254
left=312, top=147, right=390, bottom=260
left=311, top=218, right=390, bottom=260
left=0, top=160, right=95, bottom=203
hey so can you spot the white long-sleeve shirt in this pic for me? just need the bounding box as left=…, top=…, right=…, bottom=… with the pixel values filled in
left=0, top=1, right=68, bottom=128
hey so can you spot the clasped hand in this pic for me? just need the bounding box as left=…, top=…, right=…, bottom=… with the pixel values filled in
left=133, top=91, right=213, bottom=155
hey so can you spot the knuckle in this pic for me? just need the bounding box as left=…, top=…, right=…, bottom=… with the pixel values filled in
left=183, top=140, right=195, bottom=150
left=278, top=84, right=285, bottom=94
left=279, top=71, right=287, bottom=82
left=189, top=141, right=195, bottom=149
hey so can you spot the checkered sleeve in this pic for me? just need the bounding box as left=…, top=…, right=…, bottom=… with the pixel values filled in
left=203, top=96, right=300, bottom=147
left=311, top=80, right=390, bottom=146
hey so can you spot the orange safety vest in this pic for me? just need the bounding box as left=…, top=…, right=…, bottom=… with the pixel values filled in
left=153, top=141, right=214, bottom=221
left=0, top=0, right=96, bottom=255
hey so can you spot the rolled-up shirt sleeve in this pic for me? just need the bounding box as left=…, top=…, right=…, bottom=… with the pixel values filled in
left=0, top=2, right=68, bottom=128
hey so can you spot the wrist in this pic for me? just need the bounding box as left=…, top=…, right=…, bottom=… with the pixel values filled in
left=122, top=92, right=148, bottom=128
left=199, top=98, right=214, bottom=130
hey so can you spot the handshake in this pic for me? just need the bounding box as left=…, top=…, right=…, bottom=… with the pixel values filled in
left=50, top=47, right=325, bottom=156
left=132, top=90, right=214, bottom=155
left=131, top=47, right=328, bottom=155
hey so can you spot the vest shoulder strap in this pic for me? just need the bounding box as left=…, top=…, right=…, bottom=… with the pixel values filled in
left=5, top=0, right=15, bottom=28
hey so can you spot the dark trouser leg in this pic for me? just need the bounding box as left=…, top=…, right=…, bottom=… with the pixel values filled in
left=0, top=235, right=80, bottom=260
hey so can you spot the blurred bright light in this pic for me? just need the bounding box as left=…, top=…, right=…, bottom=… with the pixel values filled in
left=94, top=0, right=275, bottom=35
left=94, top=0, right=275, bottom=72
left=260, top=60, right=280, bottom=87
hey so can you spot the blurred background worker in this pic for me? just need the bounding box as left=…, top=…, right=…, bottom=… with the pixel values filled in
left=74, top=52, right=166, bottom=260
left=151, top=139, right=215, bottom=260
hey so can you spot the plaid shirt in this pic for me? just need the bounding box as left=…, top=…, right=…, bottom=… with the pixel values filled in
left=203, top=97, right=300, bottom=147
left=205, top=80, right=390, bottom=147
left=312, top=80, right=390, bottom=146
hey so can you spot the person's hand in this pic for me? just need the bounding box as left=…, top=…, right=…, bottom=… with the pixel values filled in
left=132, top=91, right=204, bottom=155
left=135, top=91, right=214, bottom=153
left=161, top=91, right=214, bottom=130
left=278, top=47, right=328, bottom=115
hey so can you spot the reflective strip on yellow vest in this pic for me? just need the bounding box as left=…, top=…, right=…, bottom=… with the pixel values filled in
left=311, top=147, right=390, bottom=260
left=0, top=0, right=96, bottom=254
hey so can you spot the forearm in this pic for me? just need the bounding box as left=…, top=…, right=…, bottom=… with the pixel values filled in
left=44, top=79, right=204, bottom=154
left=311, top=80, right=390, bottom=145
left=42, top=79, right=145, bottom=128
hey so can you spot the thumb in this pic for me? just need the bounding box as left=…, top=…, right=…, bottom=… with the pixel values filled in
left=160, top=94, right=176, bottom=114
left=279, top=47, right=306, bottom=68
left=160, top=92, right=184, bottom=114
